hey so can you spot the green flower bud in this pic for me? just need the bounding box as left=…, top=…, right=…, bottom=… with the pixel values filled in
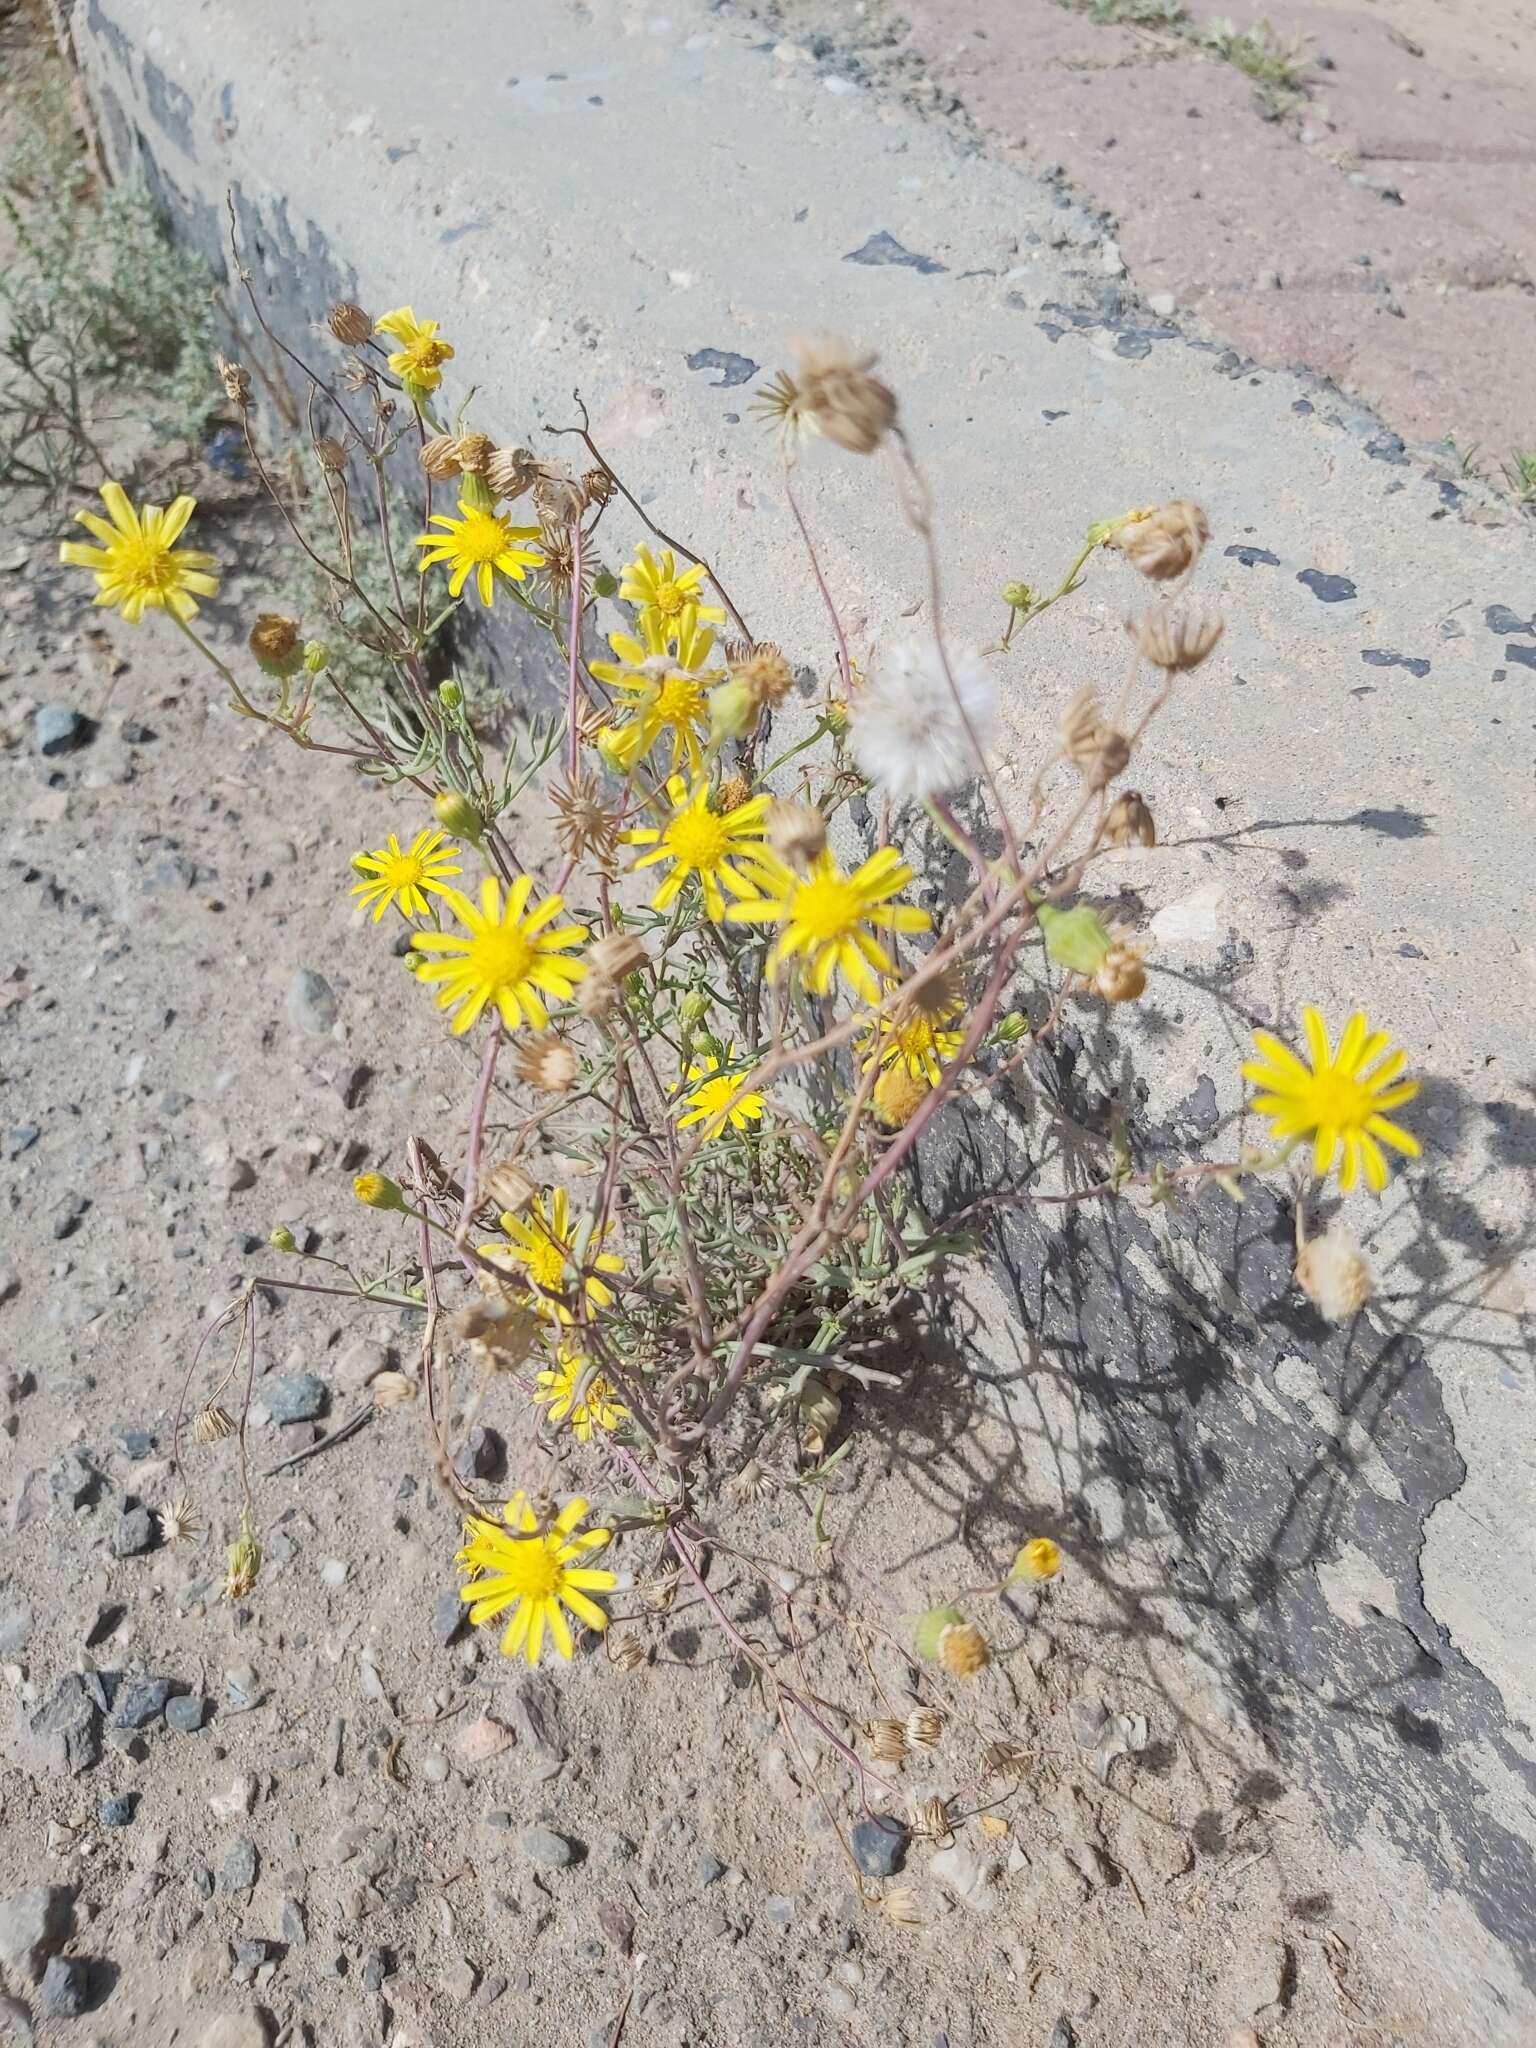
left=1037, top=901, right=1113, bottom=976
left=353, top=1172, right=406, bottom=1212
left=302, top=640, right=331, bottom=674
left=433, top=789, right=483, bottom=843
left=438, top=679, right=463, bottom=710
left=680, top=990, right=711, bottom=1027
left=458, top=471, right=495, bottom=514
left=267, top=1224, right=297, bottom=1253
left=1000, top=580, right=1033, bottom=611
left=401, top=951, right=426, bottom=975
left=994, top=1009, right=1030, bottom=1045
left=593, top=568, right=619, bottom=599
left=708, top=677, right=757, bottom=745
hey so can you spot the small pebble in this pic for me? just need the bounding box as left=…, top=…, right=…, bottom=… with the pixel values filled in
left=265, top=1373, right=327, bottom=1424
left=113, top=1504, right=157, bottom=1557
left=696, top=1852, right=726, bottom=1886
left=33, top=703, right=89, bottom=756
left=850, top=1813, right=909, bottom=1878
left=110, top=1677, right=175, bottom=1730
left=166, top=1694, right=207, bottom=1734
left=40, top=1952, right=92, bottom=2018
left=98, top=1791, right=136, bottom=1828
left=287, top=968, right=338, bottom=1035
left=520, top=1824, right=578, bottom=1870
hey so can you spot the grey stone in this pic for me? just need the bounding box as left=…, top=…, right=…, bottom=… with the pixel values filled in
left=200, top=2015, right=272, bottom=2048
left=850, top=1814, right=909, bottom=1878
left=695, top=1851, right=726, bottom=1886
left=4, top=1123, right=40, bottom=1160
left=231, top=1934, right=271, bottom=1968
left=0, top=1607, right=33, bottom=1655
left=113, top=1504, right=157, bottom=1557
left=40, top=1951, right=92, bottom=2018
left=166, top=1693, right=207, bottom=1733
left=114, top=1426, right=156, bottom=1459
left=265, top=1372, right=327, bottom=1423
left=98, top=1791, right=136, bottom=1827
left=360, top=1947, right=390, bottom=1991
left=432, top=1587, right=466, bottom=1648
left=49, top=1449, right=98, bottom=1506
left=34, top=702, right=89, bottom=755
left=218, top=1838, right=258, bottom=1894
left=0, top=1884, right=73, bottom=1982
left=451, top=1423, right=503, bottom=1482
left=506, top=1675, right=563, bottom=1761
left=286, top=968, right=338, bottom=1035
left=111, top=1677, right=174, bottom=1729
left=520, top=1825, right=578, bottom=1869
left=765, top=1894, right=796, bottom=1926
left=279, top=1897, right=307, bottom=1945
left=224, top=1664, right=263, bottom=1710
left=30, top=1674, right=103, bottom=1773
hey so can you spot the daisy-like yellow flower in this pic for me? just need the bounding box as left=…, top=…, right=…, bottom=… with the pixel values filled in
left=620, top=543, right=724, bottom=635
left=590, top=608, right=722, bottom=776
left=457, top=1491, right=618, bottom=1665
left=725, top=846, right=931, bottom=1004
left=858, top=1007, right=964, bottom=1085
left=534, top=1344, right=629, bottom=1442
left=622, top=773, right=773, bottom=921
left=1243, top=1006, right=1420, bottom=1193
left=676, top=1047, right=766, bottom=1140
left=412, top=875, right=588, bottom=1034
left=414, top=499, right=543, bottom=607
left=58, top=481, right=219, bottom=625
left=480, top=1185, right=623, bottom=1323
left=349, top=827, right=460, bottom=921
left=375, top=305, right=455, bottom=392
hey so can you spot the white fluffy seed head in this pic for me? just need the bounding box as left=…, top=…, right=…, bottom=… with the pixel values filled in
left=1296, top=1225, right=1373, bottom=1322
left=850, top=642, right=1000, bottom=804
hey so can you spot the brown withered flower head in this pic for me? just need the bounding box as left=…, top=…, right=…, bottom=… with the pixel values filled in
left=514, top=1034, right=579, bottom=1095
left=216, top=353, right=252, bottom=409
left=1105, top=790, right=1156, bottom=848
left=485, top=445, right=541, bottom=501
left=1092, top=940, right=1148, bottom=1004
left=314, top=435, right=347, bottom=472
left=582, top=466, right=616, bottom=508
left=727, top=640, right=796, bottom=711
left=790, top=335, right=899, bottom=454
left=326, top=301, right=372, bottom=348
left=766, top=797, right=827, bottom=871
left=1118, top=499, right=1210, bottom=581
left=1060, top=684, right=1131, bottom=790
left=716, top=773, right=754, bottom=814
left=1133, top=606, right=1225, bottom=673
left=550, top=770, right=623, bottom=866
left=455, top=432, right=495, bottom=477
left=420, top=434, right=462, bottom=482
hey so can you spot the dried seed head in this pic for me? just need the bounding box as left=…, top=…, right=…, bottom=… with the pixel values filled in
left=483, top=1162, right=539, bottom=1216
left=533, top=468, right=586, bottom=527
left=420, top=434, right=462, bottom=481
left=582, top=466, right=615, bottom=507
left=216, top=353, right=252, bottom=408
left=867, top=1718, right=911, bottom=1764
left=727, top=640, right=797, bottom=711
left=486, top=445, right=540, bottom=500
left=791, top=334, right=899, bottom=454
left=577, top=974, right=617, bottom=1022
left=904, top=1707, right=946, bottom=1752
left=716, top=773, right=754, bottom=814
left=873, top=1065, right=933, bottom=1130
left=1117, top=499, right=1210, bottom=581
left=453, top=1287, right=541, bottom=1371
left=156, top=1494, right=203, bottom=1544
left=455, top=432, right=494, bottom=476
left=514, top=1035, right=579, bottom=1095
left=550, top=770, right=622, bottom=865
left=1092, top=941, right=1147, bottom=1005
left=314, top=435, right=347, bottom=471
left=248, top=613, right=303, bottom=678
left=1104, top=790, right=1156, bottom=848
left=192, top=1403, right=236, bottom=1445
left=1296, top=1225, right=1373, bottom=1322
left=1060, top=687, right=1131, bottom=789
left=982, top=1738, right=1031, bottom=1780
left=881, top=1885, right=925, bottom=1927
left=639, top=1571, right=680, bottom=1614
left=586, top=931, right=647, bottom=984
left=766, top=798, right=827, bottom=871
left=938, top=1619, right=991, bottom=1677
left=908, top=1794, right=951, bottom=1839
left=608, top=1635, right=648, bottom=1672
left=327, top=301, right=372, bottom=347
left=729, top=1456, right=776, bottom=1503
left=1133, top=606, right=1225, bottom=673
left=371, top=1370, right=417, bottom=1408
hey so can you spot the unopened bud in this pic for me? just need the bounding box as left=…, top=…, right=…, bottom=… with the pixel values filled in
left=302, top=640, right=331, bottom=675
left=438, top=679, right=463, bottom=710
left=994, top=1010, right=1029, bottom=1045
left=326, top=301, right=372, bottom=348
left=267, top=1224, right=297, bottom=1253
left=1037, top=901, right=1114, bottom=976
left=1000, top=580, right=1032, bottom=611
left=353, top=1172, right=406, bottom=1211
left=680, top=990, right=711, bottom=1027
left=708, top=678, right=757, bottom=745
left=586, top=931, right=647, bottom=983
left=433, top=789, right=483, bottom=842
left=1133, top=606, right=1225, bottom=673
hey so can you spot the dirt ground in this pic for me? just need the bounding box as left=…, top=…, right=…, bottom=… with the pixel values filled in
left=0, top=9, right=1526, bottom=2048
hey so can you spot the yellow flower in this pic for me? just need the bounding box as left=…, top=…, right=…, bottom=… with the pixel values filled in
left=480, top=1185, right=623, bottom=1323
left=622, top=773, right=773, bottom=921
left=677, top=1047, right=765, bottom=1140
left=58, top=481, right=219, bottom=624
left=620, top=543, right=724, bottom=635
left=412, top=875, right=588, bottom=1034
left=375, top=305, right=455, bottom=392
left=353, top=1173, right=405, bottom=1211
left=534, top=1344, right=628, bottom=1441
left=1242, top=1006, right=1420, bottom=1193
left=725, top=846, right=931, bottom=1003
left=1010, top=1537, right=1063, bottom=1583
left=349, top=827, right=461, bottom=921
left=457, top=1492, right=618, bottom=1664
left=414, top=499, right=543, bottom=607
left=590, top=609, right=721, bottom=776
left=859, top=1007, right=963, bottom=1084
left=872, top=1064, right=932, bottom=1129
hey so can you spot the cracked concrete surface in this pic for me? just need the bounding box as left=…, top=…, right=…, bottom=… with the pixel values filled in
left=61, top=0, right=1536, bottom=2027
